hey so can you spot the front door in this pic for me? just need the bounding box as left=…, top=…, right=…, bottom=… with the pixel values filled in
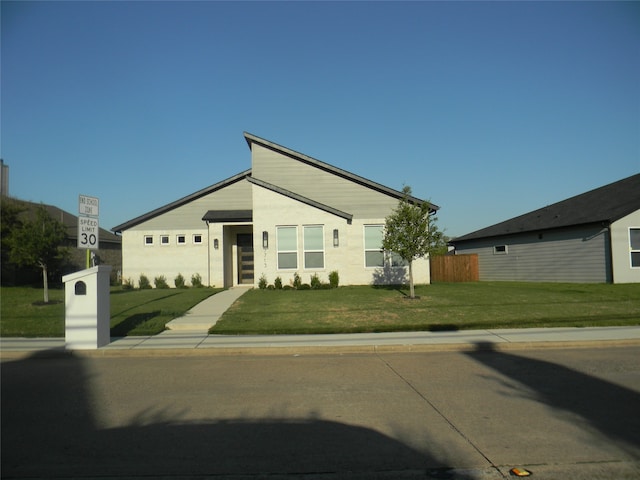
left=237, top=234, right=254, bottom=285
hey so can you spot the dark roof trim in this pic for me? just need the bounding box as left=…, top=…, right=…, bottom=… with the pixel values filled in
left=244, top=132, right=439, bottom=213
left=112, top=170, right=251, bottom=233
left=452, top=173, right=640, bottom=244
left=202, top=210, right=252, bottom=223
left=247, top=176, right=353, bottom=223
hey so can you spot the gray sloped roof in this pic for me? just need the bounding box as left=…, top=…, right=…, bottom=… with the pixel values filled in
left=112, top=170, right=251, bottom=233
left=452, top=173, right=640, bottom=243
left=243, top=132, right=439, bottom=212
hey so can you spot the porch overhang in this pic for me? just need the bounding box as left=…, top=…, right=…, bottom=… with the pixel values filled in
left=202, top=210, right=253, bottom=223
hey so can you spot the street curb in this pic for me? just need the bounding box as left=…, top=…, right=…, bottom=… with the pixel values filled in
left=2, top=338, right=640, bottom=360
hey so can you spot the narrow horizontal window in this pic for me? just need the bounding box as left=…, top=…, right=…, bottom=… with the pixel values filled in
left=493, top=245, right=508, bottom=255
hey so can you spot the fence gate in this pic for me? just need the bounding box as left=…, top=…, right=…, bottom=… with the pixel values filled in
left=430, top=254, right=479, bottom=282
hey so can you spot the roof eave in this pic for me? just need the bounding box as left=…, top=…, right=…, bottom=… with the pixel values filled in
left=243, top=132, right=439, bottom=213
left=112, top=169, right=251, bottom=233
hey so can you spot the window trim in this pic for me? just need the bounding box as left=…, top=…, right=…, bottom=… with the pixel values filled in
left=277, top=225, right=298, bottom=270
left=364, top=224, right=385, bottom=268
left=493, top=245, right=508, bottom=255
left=303, top=225, right=325, bottom=270
left=177, top=234, right=186, bottom=245
left=160, top=235, right=170, bottom=246
left=144, top=235, right=154, bottom=246
left=193, top=234, right=203, bottom=245
left=630, top=227, right=640, bottom=268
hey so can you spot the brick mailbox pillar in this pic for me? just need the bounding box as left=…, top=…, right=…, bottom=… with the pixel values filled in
left=62, top=265, right=112, bottom=350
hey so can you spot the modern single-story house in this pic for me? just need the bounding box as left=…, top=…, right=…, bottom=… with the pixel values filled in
left=450, top=173, right=640, bottom=283
left=112, top=132, right=439, bottom=288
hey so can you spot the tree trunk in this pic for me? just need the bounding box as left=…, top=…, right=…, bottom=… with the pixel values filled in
left=408, top=260, right=415, bottom=299
left=41, top=263, right=49, bottom=304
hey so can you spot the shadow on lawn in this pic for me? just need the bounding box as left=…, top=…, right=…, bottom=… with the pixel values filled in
left=1, top=351, right=475, bottom=479
left=110, top=310, right=161, bottom=336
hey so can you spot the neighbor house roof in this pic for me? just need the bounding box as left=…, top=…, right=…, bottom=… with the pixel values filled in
left=243, top=132, right=439, bottom=212
left=453, top=173, right=640, bottom=243
left=12, top=199, right=121, bottom=244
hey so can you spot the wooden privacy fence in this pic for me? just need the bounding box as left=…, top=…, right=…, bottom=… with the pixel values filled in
left=430, top=254, right=479, bottom=282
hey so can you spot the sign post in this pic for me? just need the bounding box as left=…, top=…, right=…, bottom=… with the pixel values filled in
left=78, top=195, right=99, bottom=268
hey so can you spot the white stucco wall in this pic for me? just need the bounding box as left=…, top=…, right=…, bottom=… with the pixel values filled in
left=252, top=185, right=430, bottom=287
left=610, top=209, right=640, bottom=283
left=121, top=228, right=210, bottom=287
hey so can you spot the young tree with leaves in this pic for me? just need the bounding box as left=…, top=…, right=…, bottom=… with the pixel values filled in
left=382, top=186, right=444, bottom=299
left=7, top=205, right=68, bottom=303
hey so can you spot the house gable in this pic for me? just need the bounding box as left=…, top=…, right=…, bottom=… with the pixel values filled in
left=112, top=170, right=251, bottom=233
left=245, top=132, right=438, bottom=219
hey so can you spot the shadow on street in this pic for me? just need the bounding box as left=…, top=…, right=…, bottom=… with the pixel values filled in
left=2, top=350, right=473, bottom=479
left=465, top=342, right=640, bottom=456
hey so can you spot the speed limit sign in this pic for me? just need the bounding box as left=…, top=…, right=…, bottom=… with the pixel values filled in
left=78, top=215, right=99, bottom=249
left=78, top=195, right=99, bottom=250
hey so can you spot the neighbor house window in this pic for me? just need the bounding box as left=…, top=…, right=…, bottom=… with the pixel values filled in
left=364, top=225, right=384, bottom=267
left=160, top=235, right=169, bottom=245
left=193, top=234, right=203, bottom=244
left=304, top=225, right=324, bottom=269
left=144, top=235, right=153, bottom=245
left=630, top=228, right=640, bottom=268
left=493, top=245, right=508, bottom=255
left=177, top=234, right=186, bottom=245
left=277, top=226, right=298, bottom=269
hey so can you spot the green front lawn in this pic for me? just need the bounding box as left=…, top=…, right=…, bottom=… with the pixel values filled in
left=3, top=282, right=639, bottom=338
left=1, top=286, right=219, bottom=337
left=210, top=282, right=640, bottom=335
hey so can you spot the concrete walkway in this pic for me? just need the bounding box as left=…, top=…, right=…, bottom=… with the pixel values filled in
left=164, top=285, right=252, bottom=332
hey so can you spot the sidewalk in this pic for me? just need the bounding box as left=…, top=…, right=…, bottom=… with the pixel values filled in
left=2, top=285, right=640, bottom=357
left=2, top=326, right=640, bottom=358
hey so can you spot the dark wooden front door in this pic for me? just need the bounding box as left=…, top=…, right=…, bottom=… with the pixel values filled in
left=237, top=234, right=254, bottom=284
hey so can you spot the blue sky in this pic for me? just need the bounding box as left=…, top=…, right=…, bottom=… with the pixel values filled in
left=2, top=1, right=639, bottom=238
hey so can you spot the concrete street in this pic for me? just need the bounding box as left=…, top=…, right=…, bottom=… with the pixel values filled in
left=2, top=345, right=639, bottom=479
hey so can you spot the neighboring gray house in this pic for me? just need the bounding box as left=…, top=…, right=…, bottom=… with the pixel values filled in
left=451, top=174, right=640, bottom=283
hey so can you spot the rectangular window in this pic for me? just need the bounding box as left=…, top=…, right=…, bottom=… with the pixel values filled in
left=390, top=252, right=408, bottom=267
left=364, top=225, right=384, bottom=267
left=304, top=225, right=324, bottom=269
left=160, top=235, right=169, bottom=245
left=493, top=245, right=508, bottom=255
left=277, top=226, right=298, bottom=269
left=193, top=234, right=203, bottom=244
left=630, top=228, right=640, bottom=268
left=177, top=235, right=186, bottom=245
left=144, top=235, right=153, bottom=245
